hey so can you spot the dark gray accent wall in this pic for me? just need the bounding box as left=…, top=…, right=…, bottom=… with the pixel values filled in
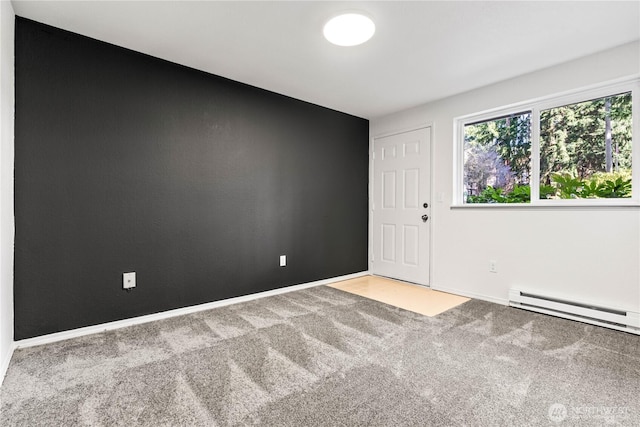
left=14, top=18, right=368, bottom=340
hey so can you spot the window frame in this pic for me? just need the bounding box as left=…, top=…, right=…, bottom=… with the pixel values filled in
left=454, top=77, right=640, bottom=207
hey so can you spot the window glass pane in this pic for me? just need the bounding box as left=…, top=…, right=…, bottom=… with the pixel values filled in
left=463, top=112, right=532, bottom=203
left=539, top=92, right=632, bottom=199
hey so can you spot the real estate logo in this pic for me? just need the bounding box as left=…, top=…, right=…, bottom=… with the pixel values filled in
left=548, top=403, right=631, bottom=423
left=548, top=403, right=568, bottom=423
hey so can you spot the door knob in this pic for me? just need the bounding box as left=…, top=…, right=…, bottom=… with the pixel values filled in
left=421, top=214, right=429, bottom=222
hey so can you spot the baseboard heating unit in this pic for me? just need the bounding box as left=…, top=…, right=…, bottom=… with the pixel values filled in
left=509, top=287, right=640, bottom=335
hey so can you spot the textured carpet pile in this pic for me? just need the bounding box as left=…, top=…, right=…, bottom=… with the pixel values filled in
left=1, top=285, right=638, bottom=426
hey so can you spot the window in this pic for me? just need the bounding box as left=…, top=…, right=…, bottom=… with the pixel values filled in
left=457, top=79, right=638, bottom=205
left=463, top=112, right=531, bottom=203
left=539, top=92, right=632, bottom=200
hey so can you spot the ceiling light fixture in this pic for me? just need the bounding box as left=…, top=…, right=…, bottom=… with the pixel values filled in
left=323, top=13, right=375, bottom=47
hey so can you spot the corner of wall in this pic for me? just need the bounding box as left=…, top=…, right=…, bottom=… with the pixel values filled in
left=0, top=0, right=16, bottom=384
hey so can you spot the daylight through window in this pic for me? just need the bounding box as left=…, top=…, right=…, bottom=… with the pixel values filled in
left=539, top=92, right=632, bottom=200
left=464, top=112, right=531, bottom=203
left=458, top=80, right=637, bottom=205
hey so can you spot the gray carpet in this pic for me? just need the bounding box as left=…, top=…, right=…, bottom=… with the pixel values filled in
left=1, top=286, right=638, bottom=426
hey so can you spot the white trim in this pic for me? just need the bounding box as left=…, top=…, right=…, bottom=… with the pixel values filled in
left=369, top=133, right=375, bottom=268
left=0, top=0, right=15, bottom=389
left=427, top=123, right=435, bottom=288
left=452, top=119, right=464, bottom=205
left=530, top=107, right=541, bottom=201
left=451, top=202, right=640, bottom=209
left=431, top=284, right=508, bottom=306
left=454, top=75, right=640, bottom=207
left=372, top=123, right=432, bottom=140
left=14, top=271, right=369, bottom=349
left=0, top=343, right=15, bottom=386
left=633, top=78, right=640, bottom=200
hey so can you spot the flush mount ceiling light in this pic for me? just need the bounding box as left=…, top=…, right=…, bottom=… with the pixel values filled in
left=323, top=13, right=375, bottom=46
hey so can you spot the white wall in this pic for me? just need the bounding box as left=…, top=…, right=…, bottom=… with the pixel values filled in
left=0, top=0, right=15, bottom=382
left=372, top=41, right=640, bottom=311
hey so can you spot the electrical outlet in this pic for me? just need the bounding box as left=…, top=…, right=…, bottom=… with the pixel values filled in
left=489, top=260, right=498, bottom=273
left=280, top=255, right=286, bottom=267
left=123, top=272, right=136, bottom=289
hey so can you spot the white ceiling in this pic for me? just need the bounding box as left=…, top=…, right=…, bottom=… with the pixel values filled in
left=11, top=1, right=640, bottom=119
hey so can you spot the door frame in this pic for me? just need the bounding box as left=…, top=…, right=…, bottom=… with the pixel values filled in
left=369, top=124, right=435, bottom=287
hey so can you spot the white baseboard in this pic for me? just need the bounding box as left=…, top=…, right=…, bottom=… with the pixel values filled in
left=14, top=271, right=370, bottom=350
left=0, top=342, right=15, bottom=386
left=431, top=284, right=508, bottom=306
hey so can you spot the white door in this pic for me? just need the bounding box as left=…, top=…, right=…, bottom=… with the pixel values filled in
left=372, top=127, right=431, bottom=285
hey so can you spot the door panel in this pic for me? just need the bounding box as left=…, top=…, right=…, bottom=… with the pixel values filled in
left=383, top=171, right=396, bottom=208
left=381, top=224, right=396, bottom=262
left=372, top=128, right=430, bottom=285
left=403, top=225, right=419, bottom=266
left=404, top=169, right=419, bottom=208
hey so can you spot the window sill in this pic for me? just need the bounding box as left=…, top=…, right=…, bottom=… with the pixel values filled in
left=451, top=200, right=640, bottom=209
